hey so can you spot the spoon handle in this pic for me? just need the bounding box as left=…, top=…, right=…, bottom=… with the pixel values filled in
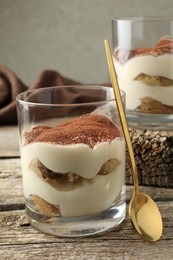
left=104, top=39, right=139, bottom=193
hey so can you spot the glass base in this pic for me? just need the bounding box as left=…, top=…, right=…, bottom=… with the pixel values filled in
left=25, top=200, right=126, bottom=237
left=127, top=110, right=173, bottom=130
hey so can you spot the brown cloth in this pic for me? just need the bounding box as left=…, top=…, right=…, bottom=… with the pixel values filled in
left=0, top=65, right=80, bottom=125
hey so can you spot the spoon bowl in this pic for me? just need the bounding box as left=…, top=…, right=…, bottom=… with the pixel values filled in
left=104, top=39, right=163, bottom=242
left=130, top=191, right=163, bottom=241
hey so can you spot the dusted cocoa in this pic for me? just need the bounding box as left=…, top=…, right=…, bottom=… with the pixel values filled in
left=114, top=36, right=173, bottom=64
left=25, top=114, right=120, bottom=149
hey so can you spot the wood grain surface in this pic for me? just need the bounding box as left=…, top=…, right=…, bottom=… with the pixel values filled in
left=0, top=126, right=173, bottom=259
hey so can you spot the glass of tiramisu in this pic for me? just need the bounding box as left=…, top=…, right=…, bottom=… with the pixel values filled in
left=16, top=85, right=126, bottom=237
left=112, top=17, right=173, bottom=129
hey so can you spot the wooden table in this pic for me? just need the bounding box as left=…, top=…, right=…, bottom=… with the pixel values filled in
left=0, top=126, right=173, bottom=260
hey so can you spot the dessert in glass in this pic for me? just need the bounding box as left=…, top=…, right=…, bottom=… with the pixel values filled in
left=16, top=85, right=126, bottom=237
left=112, top=17, right=173, bottom=129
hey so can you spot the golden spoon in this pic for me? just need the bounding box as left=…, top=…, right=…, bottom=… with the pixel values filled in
left=104, top=39, right=163, bottom=242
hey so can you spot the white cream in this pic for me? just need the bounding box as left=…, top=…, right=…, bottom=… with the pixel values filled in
left=114, top=54, right=173, bottom=110
left=21, top=139, right=124, bottom=179
left=23, top=166, right=125, bottom=217
left=21, top=138, right=125, bottom=217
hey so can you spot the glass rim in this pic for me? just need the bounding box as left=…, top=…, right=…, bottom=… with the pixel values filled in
left=16, top=85, right=125, bottom=107
left=112, top=16, right=173, bottom=23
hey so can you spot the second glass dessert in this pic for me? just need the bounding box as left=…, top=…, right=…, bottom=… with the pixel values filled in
left=112, top=17, right=173, bottom=129
left=16, top=85, right=126, bottom=237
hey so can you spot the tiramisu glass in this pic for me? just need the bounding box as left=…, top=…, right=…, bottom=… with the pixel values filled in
left=112, top=17, right=173, bottom=129
left=16, top=85, right=126, bottom=237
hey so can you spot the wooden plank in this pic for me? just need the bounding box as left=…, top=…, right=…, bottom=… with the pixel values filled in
left=0, top=126, right=20, bottom=157
left=0, top=202, right=173, bottom=259
left=0, top=158, right=24, bottom=210
left=1, top=157, right=173, bottom=259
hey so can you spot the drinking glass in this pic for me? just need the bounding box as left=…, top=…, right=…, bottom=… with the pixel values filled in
left=112, top=17, right=173, bottom=129
left=16, top=85, right=126, bottom=237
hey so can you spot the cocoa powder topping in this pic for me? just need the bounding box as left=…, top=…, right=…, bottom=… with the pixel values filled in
left=114, top=36, right=173, bottom=64
left=25, top=114, right=120, bottom=149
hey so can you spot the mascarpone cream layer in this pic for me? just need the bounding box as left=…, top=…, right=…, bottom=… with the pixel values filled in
left=21, top=138, right=125, bottom=179
left=23, top=166, right=125, bottom=217
left=114, top=55, right=173, bottom=110
left=21, top=138, right=125, bottom=217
